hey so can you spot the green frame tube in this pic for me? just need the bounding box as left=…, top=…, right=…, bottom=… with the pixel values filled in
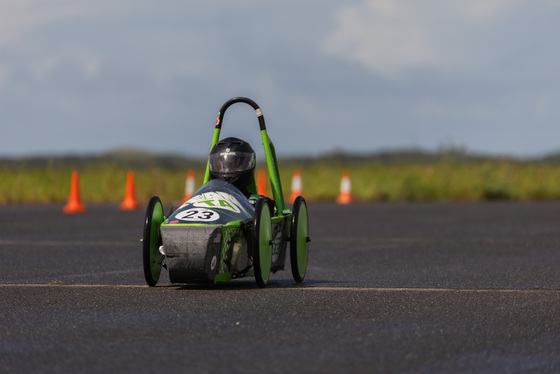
left=203, top=97, right=286, bottom=214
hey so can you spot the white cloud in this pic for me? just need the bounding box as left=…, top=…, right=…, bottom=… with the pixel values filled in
left=323, top=1, right=436, bottom=74
left=29, top=48, right=102, bottom=80
left=0, top=1, right=78, bottom=49
left=322, top=0, right=523, bottom=75
left=0, top=0, right=125, bottom=50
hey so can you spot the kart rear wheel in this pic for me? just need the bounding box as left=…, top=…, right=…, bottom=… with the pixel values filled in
left=290, top=196, right=309, bottom=283
left=143, top=196, right=165, bottom=287
left=253, top=198, right=272, bottom=288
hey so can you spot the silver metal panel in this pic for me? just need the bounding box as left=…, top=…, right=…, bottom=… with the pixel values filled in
left=161, top=225, right=222, bottom=283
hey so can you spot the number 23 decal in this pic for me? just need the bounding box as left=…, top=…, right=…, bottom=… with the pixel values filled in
left=175, top=208, right=220, bottom=222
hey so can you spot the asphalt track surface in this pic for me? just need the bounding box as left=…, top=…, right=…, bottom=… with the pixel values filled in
left=1, top=202, right=559, bottom=373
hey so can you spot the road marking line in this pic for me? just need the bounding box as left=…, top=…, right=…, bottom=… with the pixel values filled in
left=0, top=240, right=135, bottom=247
left=315, top=237, right=560, bottom=245
left=300, top=286, right=560, bottom=294
left=0, top=284, right=557, bottom=293
left=3, top=238, right=560, bottom=248
left=0, top=283, right=147, bottom=288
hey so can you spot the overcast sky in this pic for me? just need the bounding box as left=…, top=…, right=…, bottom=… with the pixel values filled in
left=1, top=0, right=559, bottom=158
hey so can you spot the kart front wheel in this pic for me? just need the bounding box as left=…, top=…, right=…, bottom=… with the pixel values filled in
left=253, top=198, right=272, bottom=288
left=290, top=196, right=309, bottom=283
left=143, top=196, right=165, bottom=287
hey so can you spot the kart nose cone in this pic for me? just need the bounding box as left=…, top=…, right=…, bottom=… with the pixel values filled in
left=160, top=225, right=222, bottom=283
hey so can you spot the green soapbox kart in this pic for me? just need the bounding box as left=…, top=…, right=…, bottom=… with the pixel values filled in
left=142, top=97, right=310, bottom=287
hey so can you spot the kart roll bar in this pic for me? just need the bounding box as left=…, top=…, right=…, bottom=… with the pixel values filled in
left=203, top=97, right=286, bottom=213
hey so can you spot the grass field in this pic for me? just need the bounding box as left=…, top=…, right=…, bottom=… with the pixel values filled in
left=2, top=154, right=560, bottom=205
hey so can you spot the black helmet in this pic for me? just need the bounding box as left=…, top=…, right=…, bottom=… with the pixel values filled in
left=209, top=137, right=256, bottom=193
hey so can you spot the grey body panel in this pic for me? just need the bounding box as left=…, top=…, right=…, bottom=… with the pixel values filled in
left=161, top=225, right=222, bottom=283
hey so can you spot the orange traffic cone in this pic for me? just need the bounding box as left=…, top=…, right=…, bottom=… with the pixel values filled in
left=336, top=171, right=352, bottom=204
left=119, top=170, right=140, bottom=210
left=289, top=170, right=303, bottom=202
left=181, top=170, right=196, bottom=204
left=257, top=169, right=267, bottom=197
left=63, top=171, right=86, bottom=214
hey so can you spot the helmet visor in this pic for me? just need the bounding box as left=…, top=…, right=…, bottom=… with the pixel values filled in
left=209, top=150, right=255, bottom=174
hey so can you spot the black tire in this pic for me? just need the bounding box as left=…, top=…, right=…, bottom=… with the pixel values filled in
left=253, top=198, right=272, bottom=288
left=290, top=196, right=309, bottom=283
left=143, top=196, right=165, bottom=287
